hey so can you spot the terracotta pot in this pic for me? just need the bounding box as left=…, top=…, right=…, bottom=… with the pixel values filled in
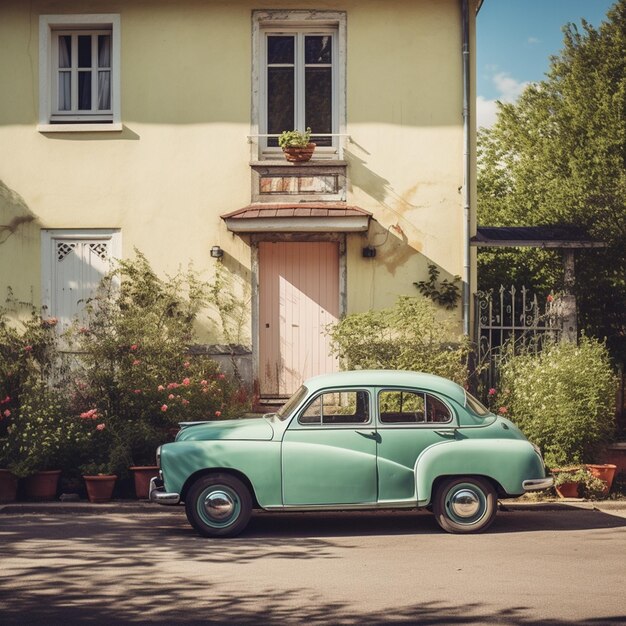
left=23, top=470, right=61, bottom=501
left=129, top=466, right=159, bottom=499
left=83, top=475, right=117, bottom=503
left=282, top=143, right=316, bottom=162
left=586, top=464, right=617, bottom=494
left=555, top=481, right=580, bottom=498
left=0, top=469, right=18, bottom=503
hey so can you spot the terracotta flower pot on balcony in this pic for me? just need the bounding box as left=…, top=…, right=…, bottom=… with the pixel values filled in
left=282, top=143, right=316, bottom=162
left=129, top=466, right=159, bottom=499
left=23, top=470, right=61, bottom=501
left=83, top=475, right=117, bottom=503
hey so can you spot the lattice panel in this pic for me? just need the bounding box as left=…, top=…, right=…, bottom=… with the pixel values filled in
left=56, top=242, right=77, bottom=261
left=89, top=242, right=109, bottom=261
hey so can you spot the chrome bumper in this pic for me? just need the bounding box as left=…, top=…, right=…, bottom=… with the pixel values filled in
left=149, top=475, right=181, bottom=505
left=522, top=476, right=554, bottom=491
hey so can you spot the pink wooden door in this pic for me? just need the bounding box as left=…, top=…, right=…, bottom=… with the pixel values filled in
left=259, top=241, right=340, bottom=397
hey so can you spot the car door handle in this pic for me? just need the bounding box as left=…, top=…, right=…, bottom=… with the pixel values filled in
left=357, top=431, right=381, bottom=443
left=434, top=429, right=456, bottom=438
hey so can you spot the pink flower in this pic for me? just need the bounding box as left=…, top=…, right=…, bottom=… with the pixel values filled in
left=488, top=388, right=497, bottom=396
left=214, top=410, right=222, bottom=417
left=3, top=409, right=10, bottom=418
left=168, top=394, right=175, bottom=400
left=157, top=385, right=165, bottom=391
left=181, top=399, right=189, bottom=406
left=182, top=378, right=190, bottom=386
left=218, top=374, right=225, bottom=380
left=167, top=382, right=179, bottom=390
left=79, top=327, right=90, bottom=334
left=161, top=404, right=168, bottom=412
left=96, top=423, right=106, bottom=431
left=133, top=389, right=142, bottom=394
left=43, top=317, right=58, bottom=327
left=200, top=380, right=208, bottom=386
left=183, top=361, right=190, bottom=369
left=80, top=409, right=98, bottom=419
left=132, top=359, right=141, bottom=366
left=547, top=294, right=554, bottom=303
left=498, top=406, right=508, bottom=415
left=0, top=395, right=10, bottom=405
left=24, top=345, right=33, bottom=353
left=130, top=344, right=139, bottom=351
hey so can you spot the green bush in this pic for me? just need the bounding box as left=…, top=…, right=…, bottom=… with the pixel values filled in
left=327, top=296, right=471, bottom=385
left=497, top=336, right=617, bottom=468
left=2, top=380, right=87, bottom=477
left=64, top=251, right=249, bottom=474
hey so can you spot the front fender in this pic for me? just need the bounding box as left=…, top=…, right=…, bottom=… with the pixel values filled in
left=159, top=440, right=282, bottom=507
left=415, top=438, right=546, bottom=506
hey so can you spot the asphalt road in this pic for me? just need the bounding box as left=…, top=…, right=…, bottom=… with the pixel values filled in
left=1, top=505, right=626, bottom=625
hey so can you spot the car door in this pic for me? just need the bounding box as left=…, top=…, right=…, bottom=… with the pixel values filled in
left=375, top=387, right=457, bottom=502
left=281, top=388, right=378, bottom=505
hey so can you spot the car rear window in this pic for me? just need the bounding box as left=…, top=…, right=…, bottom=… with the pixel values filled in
left=465, top=391, right=491, bottom=417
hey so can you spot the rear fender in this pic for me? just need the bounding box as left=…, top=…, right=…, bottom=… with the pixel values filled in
left=415, top=438, right=545, bottom=505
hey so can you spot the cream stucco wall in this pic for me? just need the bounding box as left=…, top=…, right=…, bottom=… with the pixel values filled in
left=0, top=0, right=478, bottom=344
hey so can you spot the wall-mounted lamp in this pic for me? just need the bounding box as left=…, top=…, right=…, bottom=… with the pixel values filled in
left=210, top=245, right=224, bottom=259
left=362, top=245, right=376, bottom=258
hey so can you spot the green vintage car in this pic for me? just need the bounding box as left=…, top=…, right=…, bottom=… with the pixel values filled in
left=150, top=370, right=553, bottom=536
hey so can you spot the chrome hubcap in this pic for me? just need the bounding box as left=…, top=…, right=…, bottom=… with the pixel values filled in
left=450, top=489, right=481, bottom=518
left=203, top=490, right=235, bottom=520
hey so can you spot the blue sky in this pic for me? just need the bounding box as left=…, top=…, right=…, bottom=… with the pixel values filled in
left=476, top=0, right=615, bottom=128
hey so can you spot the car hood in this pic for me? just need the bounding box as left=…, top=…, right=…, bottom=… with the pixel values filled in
left=176, top=417, right=274, bottom=442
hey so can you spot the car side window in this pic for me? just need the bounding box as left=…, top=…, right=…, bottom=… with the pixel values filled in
left=379, top=390, right=452, bottom=424
left=299, top=390, right=370, bottom=425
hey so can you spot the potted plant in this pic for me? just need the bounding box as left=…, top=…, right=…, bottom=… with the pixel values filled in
left=278, top=127, right=316, bottom=162
left=552, top=466, right=608, bottom=500
left=80, top=462, right=118, bottom=503
left=7, top=380, right=85, bottom=501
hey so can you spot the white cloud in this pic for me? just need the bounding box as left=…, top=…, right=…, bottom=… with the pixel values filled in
left=527, top=36, right=540, bottom=45
left=476, top=72, right=530, bottom=129
left=476, top=96, right=499, bottom=129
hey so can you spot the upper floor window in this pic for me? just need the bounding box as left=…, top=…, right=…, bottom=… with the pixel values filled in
left=39, top=15, right=121, bottom=132
left=253, top=11, right=346, bottom=159
left=265, top=31, right=335, bottom=148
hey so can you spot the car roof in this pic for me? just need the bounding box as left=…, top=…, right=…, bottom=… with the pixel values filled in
left=303, top=370, right=467, bottom=404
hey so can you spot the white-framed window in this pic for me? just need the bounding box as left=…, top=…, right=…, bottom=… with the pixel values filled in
left=38, top=15, right=121, bottom=132
left=41, top=229, right=122, bottom=334
left=252, top=11, right=346, bottom=159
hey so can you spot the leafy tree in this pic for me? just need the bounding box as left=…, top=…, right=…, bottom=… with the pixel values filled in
left=477, top=1, right=626, bottom=362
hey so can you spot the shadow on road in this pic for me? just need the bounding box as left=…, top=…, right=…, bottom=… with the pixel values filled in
left=1, top=508, right=625, bottom=624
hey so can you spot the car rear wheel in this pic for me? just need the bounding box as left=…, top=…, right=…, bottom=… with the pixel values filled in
left=433, top=477, right=497, bottom=534
left=185, top=473, right=252, bottom=538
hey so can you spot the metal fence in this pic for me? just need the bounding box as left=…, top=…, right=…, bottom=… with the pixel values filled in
left=474, top=285, right=563, bottom=397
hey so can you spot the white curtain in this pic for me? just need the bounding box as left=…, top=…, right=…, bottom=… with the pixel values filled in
left=98, top=35, right=111, bottom=110
left=58, top=36, right=71, bottom=111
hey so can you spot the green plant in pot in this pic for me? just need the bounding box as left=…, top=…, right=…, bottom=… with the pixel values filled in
left=552, top=466, right=607, bottom=500
left=278, top=127, right=316, bottom=162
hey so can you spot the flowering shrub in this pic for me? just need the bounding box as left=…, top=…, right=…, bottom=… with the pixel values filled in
left=65, top=252, right=249, bottom=473
left=1, top=380, right=86, bottom=477
left=0, top=302, right=61, bottom=471
left=327, top=296, right=471, bottom=385
left=496, top=336, right=617, bottom=468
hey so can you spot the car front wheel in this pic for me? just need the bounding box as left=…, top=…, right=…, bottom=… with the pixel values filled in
left=185, top=473, right=252, bottom=538
left=433, top=476, right=497, bottom=534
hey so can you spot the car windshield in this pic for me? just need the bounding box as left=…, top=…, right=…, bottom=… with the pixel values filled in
left=465, top=391, right=491, bottom=417
left=275, top=385, right=309, bottom=421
